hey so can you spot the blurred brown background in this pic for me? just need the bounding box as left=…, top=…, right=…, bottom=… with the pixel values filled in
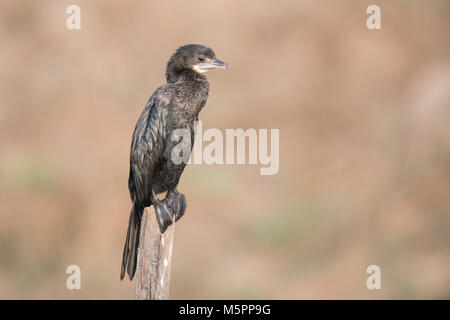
left=0, top=0, right=449, bottom=299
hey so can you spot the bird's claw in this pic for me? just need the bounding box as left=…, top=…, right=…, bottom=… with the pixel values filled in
left=167, top=191, right=186, bottom=222
left=154, top=201, right=174, bottom=234
left=154, top=191, right=187, bottom=233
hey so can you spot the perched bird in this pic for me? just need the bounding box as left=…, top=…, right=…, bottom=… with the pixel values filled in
left=121, top=44, right=229, bottom=280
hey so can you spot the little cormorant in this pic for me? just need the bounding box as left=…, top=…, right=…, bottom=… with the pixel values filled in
left=121, top=44, right=229, bottom=281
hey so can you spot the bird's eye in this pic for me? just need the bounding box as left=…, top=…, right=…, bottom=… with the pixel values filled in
left=198, top=56, right=204, bottom=62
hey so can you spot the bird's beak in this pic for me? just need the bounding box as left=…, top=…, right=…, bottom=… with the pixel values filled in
left=198, top=58, right=230, bottom=70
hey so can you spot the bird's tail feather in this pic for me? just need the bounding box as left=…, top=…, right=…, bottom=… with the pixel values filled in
left=120, top=202, right=143, bottom=281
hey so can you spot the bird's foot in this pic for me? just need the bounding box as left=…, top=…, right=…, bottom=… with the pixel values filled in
left=153, top=200, right=174, bottom=234
left=166, top=190, right=187, bottom=222
left=152, top=190, right=187, bottom=233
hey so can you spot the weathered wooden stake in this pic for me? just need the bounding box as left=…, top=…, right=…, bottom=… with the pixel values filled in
left=135, top=206, right=175, bottom=300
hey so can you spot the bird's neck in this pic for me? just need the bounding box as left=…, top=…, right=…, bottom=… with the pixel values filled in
left=172, top=70, right=210, bottom=116
left=173, top=69, right=208, bottom=83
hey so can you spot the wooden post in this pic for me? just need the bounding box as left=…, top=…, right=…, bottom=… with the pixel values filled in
left=135, top=206, right=175, bottom=300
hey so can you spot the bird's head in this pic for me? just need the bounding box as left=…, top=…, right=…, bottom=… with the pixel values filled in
left=166, top=44, right=229, bottom=83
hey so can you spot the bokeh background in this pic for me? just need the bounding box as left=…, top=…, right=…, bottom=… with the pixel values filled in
left=1, top=0, right=449, bottom=299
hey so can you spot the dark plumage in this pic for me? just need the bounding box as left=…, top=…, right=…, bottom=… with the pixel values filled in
left=121, top=44, right=229, bottom=281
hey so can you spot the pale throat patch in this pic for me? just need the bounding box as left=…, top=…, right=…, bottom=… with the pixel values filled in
left=193, top=65, right=208, bottom=73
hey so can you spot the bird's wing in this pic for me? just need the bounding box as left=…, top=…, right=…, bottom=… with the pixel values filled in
left=128, top=88, right=170, bottom=206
